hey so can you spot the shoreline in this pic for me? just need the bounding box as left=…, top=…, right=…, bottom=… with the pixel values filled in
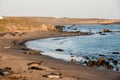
left=0, top=31, right=120, bottom=80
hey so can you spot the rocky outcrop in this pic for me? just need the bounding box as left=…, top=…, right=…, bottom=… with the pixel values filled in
left=86, top=57, right=114, bottom=70
left=55, top=25, right=65, bottom=31
left=47, top=24, right=57, bottom=31
left=1, top=24, right=57, bottom=32
left=0, top=17, right=58, bottom=32
left=103, top=28, right=111, bottom=32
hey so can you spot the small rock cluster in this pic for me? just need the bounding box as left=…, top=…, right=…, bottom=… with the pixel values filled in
left=98, top=28, right=114, bottom=35
left=70, top=53, right=119, bottom=71
left=86, top=57, right=114, bottom=70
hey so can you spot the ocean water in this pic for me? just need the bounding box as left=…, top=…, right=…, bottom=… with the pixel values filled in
left=25, top=24, right=120, bottom=72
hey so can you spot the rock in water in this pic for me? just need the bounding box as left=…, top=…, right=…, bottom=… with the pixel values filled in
left=112, top=52, right=120, bottom=54
left=55, top=49, right=64, bottom=51
left=112, top=60, right=118, bottom=66
left=98, top=57, right=106, bottom=65
left=103, top=28, right=111, bottom=32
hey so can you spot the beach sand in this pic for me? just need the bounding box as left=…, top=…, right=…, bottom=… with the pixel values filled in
left=0, top=31, right=120, bottom=80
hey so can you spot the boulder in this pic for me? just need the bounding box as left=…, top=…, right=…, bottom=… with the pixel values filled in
left=98, top=57, right=106, bottom=64
left=107, top=65, right=114, bottom=70
left=112, top=60, right=118, bottom=66
left=86, top=60, right=99, bottom=67
left=103, top=28, right=111, bottom=32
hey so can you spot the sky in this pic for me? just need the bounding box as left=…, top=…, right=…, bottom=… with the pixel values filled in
left=0, top=0, right=120, bottom=19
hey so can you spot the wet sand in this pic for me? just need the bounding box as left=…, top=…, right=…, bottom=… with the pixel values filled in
left=0, top=31, right=120, bottom=80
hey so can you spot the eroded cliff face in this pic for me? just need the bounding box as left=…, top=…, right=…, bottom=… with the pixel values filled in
left=0, top=17, right=57, bottom=32
left=0, top=24, right=57, bottom=32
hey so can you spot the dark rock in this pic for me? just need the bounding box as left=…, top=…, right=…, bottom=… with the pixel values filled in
left=112, top=52, right=120, bottom=54
left=107, top=65, right=114, bottom=70
left=104, top=62, right=110, bottom=66
left=98, top=32, right=102, bottom=34
left=55, top=25, right=65, bottom=31
left=55, top=49, right=64, bottom=51
left=113, top=60, right=118, bottom=66
left=100, top=33, right=106, bottom=35
left=73, top=28, right=77, bottom=30
left=107, top=58, right=114, bottom=61
left=99, top=54, right=105, bottom=56
left=115, top=67, right=119, bottom=71
left=98, top=32, right=106, bottom=35
left=82, top=56, right=90, bottom=60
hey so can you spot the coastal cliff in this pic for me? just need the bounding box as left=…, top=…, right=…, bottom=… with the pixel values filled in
left=0, top=17, right=120, bottom=32
left=0, top=17, right=57, bottom=32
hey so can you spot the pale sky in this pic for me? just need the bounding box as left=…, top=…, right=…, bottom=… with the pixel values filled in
left=0, top=0, right=120, bottom=19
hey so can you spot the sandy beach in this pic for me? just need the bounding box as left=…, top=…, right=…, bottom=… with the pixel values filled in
left=0, top=31, right=119, bottom=80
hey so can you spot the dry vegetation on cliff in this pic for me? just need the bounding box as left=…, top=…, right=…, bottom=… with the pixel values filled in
left=0, top=17, right=57, bottom=32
